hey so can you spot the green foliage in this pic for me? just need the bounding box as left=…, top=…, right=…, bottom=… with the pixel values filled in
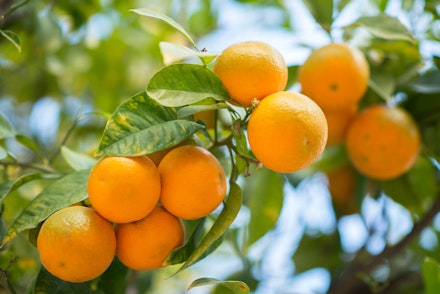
left=1, top=0, right=440, bottom=293
left=96, top=91, right=204, bottom=156
left=188, top=277, right=250, bottom=293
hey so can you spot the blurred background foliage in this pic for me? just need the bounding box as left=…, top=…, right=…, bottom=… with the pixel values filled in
left=1, top=0, right=440, bottom=293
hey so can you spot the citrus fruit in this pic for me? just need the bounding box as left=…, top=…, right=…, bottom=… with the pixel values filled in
left=158, top=145, right=227, bottom=220
left=346, top=104, right=421, bottom=180
left=37, top=206, right=116, bottom=283
left=87, top=156, right=161, bottom=223
left=115, top=205, right=185, bottom=270
left=213, top=41, right=288, bottom=107
left=247, top=91, right=328, bottom=173
left=324, top=106, right=358, bottom=146
left=298, top=43, right=370, bottom=110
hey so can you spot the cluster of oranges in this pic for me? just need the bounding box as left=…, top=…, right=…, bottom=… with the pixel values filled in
left=35, top=39, right=422, bottom=284
left=297, top=42, right=420, bottom=181
left=297, top=42, right=421, bottom=210
left=37, top=145, right=227, bottom=283
left=213, top=41, right=328, bottom=173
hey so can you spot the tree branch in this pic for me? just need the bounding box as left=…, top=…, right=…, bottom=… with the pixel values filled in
left=328, top=195, right=440, bottom=294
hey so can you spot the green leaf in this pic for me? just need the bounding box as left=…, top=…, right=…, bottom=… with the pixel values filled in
left=0, top=113, right=16, bottom=140
left=97, top=258, right=129, bottom=294
left=33, top=267, right=96, bottom=294
left=146, top=63, right=229, bottom=107
left=349, top=14, right=416, bottom=43
left=0, top=146, right=6, bottom=160
left=1, top=169, right=89, bottom=246
left=130, top=8, right=197, bottom=48
left=381, top=174, right=423, bottom=216
left=96, top=91, right=203, bottom=156
left=0, top=173, right=48, bottom=205
left=159, top=42, right=218, bottom=66
left=286, top=65, right=300, bottom=90
left=61, top=146, right=97, bottom=171
left=178, top=182, right=242, bottom=271
left=244, top=168, right=284, bottom=248
left=422, top=258, right=440, bottom=294
left=15, top=134, right=39, bottom=153
left=292, top=232, right=342, bottom=274
left=0, top=29, right=21, bottom=52
left=407, top=155, right=439, bottom=205
left=177, top=102, right=228, bottom=119
left=409, top=70, right=440, bottom=94
left=303, top=0, right=333, bottom=32
left=165, top=218, right=206, bottom=265
left=188, top=278, right=250, bottom=294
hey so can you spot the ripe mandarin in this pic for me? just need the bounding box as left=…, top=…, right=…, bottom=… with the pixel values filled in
left=115, top=205, right=184, bottom=270
left=298, top=43, right=370, bottom=110
left=87, top=156, right=161, bottom=223
left=213, top=41, right=288, bottom=107
left=37, top=206, right=116, bottom=283
left=247, top=91, right=328, bottom=173
left=346, top=104, right=421, bottom=180
left=158, top=145, right=227, bottom=220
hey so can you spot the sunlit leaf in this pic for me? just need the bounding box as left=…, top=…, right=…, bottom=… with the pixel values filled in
left=0, top=173, right=49, bottom=205
left=1, top=169, right=89, bottom=246
left=178, top=182, right=242, bottom=271
left=188, top=277, right=250, bottom=294
left=130, top=8, right=197, bottom=48
left=159, top=42, right=218, bottom=66
left=15, top=134, right=39, bottom=153
left=0, top=146, right=6, bottom=160
left=0, top=29, right=21, bottom=52
left=244, top=167, right=284, bottom=247
left=61, top=146, right=97, bottom=171
left=349, top=14, right=416, bottom=43
left=96, top=91, right=204, bottom=156
left=0, top=114, right=16, bottom=140
left=303, top=0, right=333, bottom=32
left=147, top=63, right=229, bottom=107
left=422, top=258, right=440, bottom=294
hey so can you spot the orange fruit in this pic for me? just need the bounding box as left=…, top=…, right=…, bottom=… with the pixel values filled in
left=298, top=43, right=370, bottom=110
left=346, top=104, right=421, bottom=180
left=115, top=205, right=185, bottom=270
left=247, top=91, right=328, bottom=173
left=324, top=106, right=358, bottom=146
left=213, top=41, right=288, bottom=107
left=327, top=165, right=358, bottom=214
left=37, top=206, right=116, bottom=283
left=158, top=145, right=227, bottom=220
left=87, top=156, right=161, bottom=223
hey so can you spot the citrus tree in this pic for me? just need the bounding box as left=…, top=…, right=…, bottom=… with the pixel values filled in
left=1, top=0, right=440, bottom=293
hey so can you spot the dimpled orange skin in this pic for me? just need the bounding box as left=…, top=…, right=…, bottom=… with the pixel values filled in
left=115, top=205, right=185, bottom=270
left=213, top=41, right=288, bottom=107
left=158, top=145, right=227, bottom=220
left=247, top=91, right=328, bottom=173
left=346, top=105, right=421, bottom=180
left=87, top=156, right=161, bottom=223
left=37, top=206, right=116, bottom=283
left=298, top=43, right=370, bottom=110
